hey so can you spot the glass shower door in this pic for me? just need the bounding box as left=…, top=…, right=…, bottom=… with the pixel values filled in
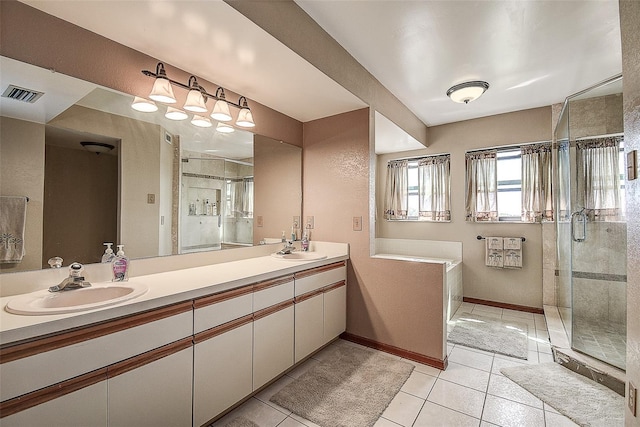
left=555, top=76, right=626, bottom=370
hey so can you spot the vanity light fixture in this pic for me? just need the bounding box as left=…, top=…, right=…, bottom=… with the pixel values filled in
left=81, top=141, right=115, bottom=154
left=210, top=87, right=232, bottom=122
left=183, top=76, right=208, bottom=113
left=142, top=62, right=255, bottom=127
left=235, top=96, right=255, bottom=128
left=131, top=96, right=158, bottom=112
left=216, top=122, right=235, bottom=133
left=148, top=63, right=177, bottom=104
left=191, top=115, right=212, bottom=128
left=165, top=107, right=188, bottom=120
left=446, top=81, right=490, bottom=104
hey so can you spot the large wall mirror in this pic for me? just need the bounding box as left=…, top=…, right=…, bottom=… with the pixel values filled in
left=0, top=56, right=302, bottom=274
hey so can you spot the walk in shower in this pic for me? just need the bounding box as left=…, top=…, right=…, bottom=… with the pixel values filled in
left=554, top=75, right=626, bottom=370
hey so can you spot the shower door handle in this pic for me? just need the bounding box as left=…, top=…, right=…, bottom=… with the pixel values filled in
left=571, top=209, right=587, bottom=242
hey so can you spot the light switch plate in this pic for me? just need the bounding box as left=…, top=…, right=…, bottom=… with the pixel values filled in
left=293, top=216, right=300, bottom=229
left=627, top=150, right=638, bottom=180
left=147, top=193, right=155, bottom=204
left=306, top=216, right=314, bottom=229
left=630, top=382, right=637, bottom=416
left=257, top=216, right=263, bottom=227
left=353, top=216, right=362, bottom=231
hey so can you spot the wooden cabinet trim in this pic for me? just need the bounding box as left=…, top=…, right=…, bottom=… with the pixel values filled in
left=294, top=288, right=325, bottom=304
left=107, top=337, right=193, bottom=379
left=253, top=275, right=294, bottom=293
left=0, top=301, right=193, bottom=364
left=193, top=284, right=254, bottom=309
left=253, top=299, right=294, bottom=321
left=0, top=367, right=108, bottom=418
left=294, top=261, right=346, bottom=279
left=193, top=314, right=253, bottom=344
left=323, top=281, right=346, bottom=293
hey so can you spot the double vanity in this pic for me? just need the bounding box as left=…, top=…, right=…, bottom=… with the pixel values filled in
left=0, top=242, right=348, bottom=426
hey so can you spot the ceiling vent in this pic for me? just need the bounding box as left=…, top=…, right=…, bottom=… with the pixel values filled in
left=2, top=85, right=45, bottom=104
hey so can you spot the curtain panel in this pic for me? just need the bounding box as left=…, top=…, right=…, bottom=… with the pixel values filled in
left=577, top=136, right=622, bottom=220
left=384, top=160, right=408, bottom=220
left=465, top=150, right=498, bottom=222
left=521, top=143, right=553, bottom=222
left=418, top=155, right=451, bottom=221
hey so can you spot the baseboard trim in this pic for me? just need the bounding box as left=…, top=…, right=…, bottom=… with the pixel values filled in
left=463, top=297, right=544, bottom=314
left=340, top=332, right=447, bottom=371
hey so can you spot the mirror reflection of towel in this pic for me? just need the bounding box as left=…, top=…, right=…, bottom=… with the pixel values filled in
left=0, top=196, right=27, bottom=263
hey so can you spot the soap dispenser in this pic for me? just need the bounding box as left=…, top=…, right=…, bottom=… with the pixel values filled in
left=101, top=242, right=115, bottom=263
left=301, top=225, right=310, bottom=252
left=112, top=244, right=129, bottom=282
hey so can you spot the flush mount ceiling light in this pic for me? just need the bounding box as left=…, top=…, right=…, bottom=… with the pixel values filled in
left=216, top=122, right=235, bottom=133
left=446, top=81, right=490, bottom=104
left=165, top=107, right=188, bottom=120
left=131, top=96, right=158, bottom=112
left=141, top=62, right=256, bottom=127
left=81, top=141, right=115, bottom=154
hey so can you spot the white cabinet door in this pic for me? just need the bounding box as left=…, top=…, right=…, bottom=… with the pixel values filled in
left=253, top=303, right=294, bottom=390
left=323, top=283, right=347, bottom=344
left=108, top=344, right=193, bottom=427
left=1, top=381, right=107, bottom=427
left=294, top=292, right=324, bottom=363
left=193, top=319, right=253, bottom=426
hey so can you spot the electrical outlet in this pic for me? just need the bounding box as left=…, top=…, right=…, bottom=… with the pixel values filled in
left=257, top=216, right=263, bottom=227
left=630, top=382, right=637, bottom=416
left=306, top=216, right=314, bottom=229
left=147, top=193, right=155, bottom=204
left=353, top=216, right=362, bottom=231
left=293, top=216, right=300, bottom=229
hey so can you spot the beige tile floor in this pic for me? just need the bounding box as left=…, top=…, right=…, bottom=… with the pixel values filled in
left=212, top=302, right=578, bottom=427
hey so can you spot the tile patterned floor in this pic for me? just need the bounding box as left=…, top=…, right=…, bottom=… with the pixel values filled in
left=572, top=317, right=626, bottom=370
left=212, top=302, right=578, bottom=427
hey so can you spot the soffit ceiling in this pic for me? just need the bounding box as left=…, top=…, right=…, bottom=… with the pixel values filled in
left=19, top=0, right=622, bottom=130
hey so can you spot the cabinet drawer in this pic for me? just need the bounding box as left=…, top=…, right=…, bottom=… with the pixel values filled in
left=0, top=303, right=192, bottom=402
left=194, top=285, right=253, bottom=334
left=253, top=276, right=294, bottom=312
left=294, top=263, right=346, bottom=296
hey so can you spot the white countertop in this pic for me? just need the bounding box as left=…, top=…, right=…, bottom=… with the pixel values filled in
left=0, top=245, right=348, bottom=345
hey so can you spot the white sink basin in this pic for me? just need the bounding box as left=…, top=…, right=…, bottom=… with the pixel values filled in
left=5, top=282, right=149, bottom=315
left=271, top=252, right=327, bottom=261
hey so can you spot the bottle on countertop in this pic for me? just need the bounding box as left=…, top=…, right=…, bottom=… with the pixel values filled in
left=291, top=225, right=297, bottom=241
left=301, top=226, right=310, bottom=252
left=281, top=231, right=286, bottom=243
left=101, top=242, right=115, bottom=263
left=112, top=244, right=129, bottom=282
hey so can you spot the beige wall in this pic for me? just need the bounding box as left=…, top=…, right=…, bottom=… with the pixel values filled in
left=620, top=0, right=640, bottom=425
left=303, top=108, right=446, bottom=364
left=0, top=117, right=45, bottom=273
left=377, top=107, right=552, bottom=309
left=0, top=1, right=303, bottom=148
left=48, top=105, right=164, bottom=260
left=43, top=145, right=117, bottom=266
left=253, top=135, right=302, bottom=244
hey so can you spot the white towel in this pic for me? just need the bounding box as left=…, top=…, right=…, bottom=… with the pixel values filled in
left=503, top=237, right=522, bottom=250
left=503, top=238, right=523, bottom=268
left=485, top=237, right=504, bottom=268
left=0, top=196, right=28, bottom=263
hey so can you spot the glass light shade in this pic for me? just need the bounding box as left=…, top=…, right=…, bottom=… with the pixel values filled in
left=183, top=89, right=208, bottom=113
left=191, top=115, right=212, bottom=128
left=236, top=108, right=255, bottom=128
left=446, top=81, right=489, bottom=104
left=131, top=96, right=158, bottom=112
left=149, top=77, right=176, bottom=104
left=165, top=107, right=188, bottom=120
left=210, top=100, right=232, bottom=121
left=216, top=123, right=235, bottom=133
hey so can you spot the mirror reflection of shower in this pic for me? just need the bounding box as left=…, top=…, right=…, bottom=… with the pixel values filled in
left=180, top=154, right=253, bottom=253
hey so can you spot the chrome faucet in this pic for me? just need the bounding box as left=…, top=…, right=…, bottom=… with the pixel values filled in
left=277, top=240, right=296, bottom=255
left=49, top=262, right=91, bottom=292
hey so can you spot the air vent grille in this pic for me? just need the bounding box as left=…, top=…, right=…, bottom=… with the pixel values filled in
left=2, top=85, right=45, bottom=103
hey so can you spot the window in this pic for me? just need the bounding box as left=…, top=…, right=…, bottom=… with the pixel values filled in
left=496, top=149, right=522, bottom=221
left=465, top=143, right=553, bottom=223
left=384, top=154, right=451, bottom=222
